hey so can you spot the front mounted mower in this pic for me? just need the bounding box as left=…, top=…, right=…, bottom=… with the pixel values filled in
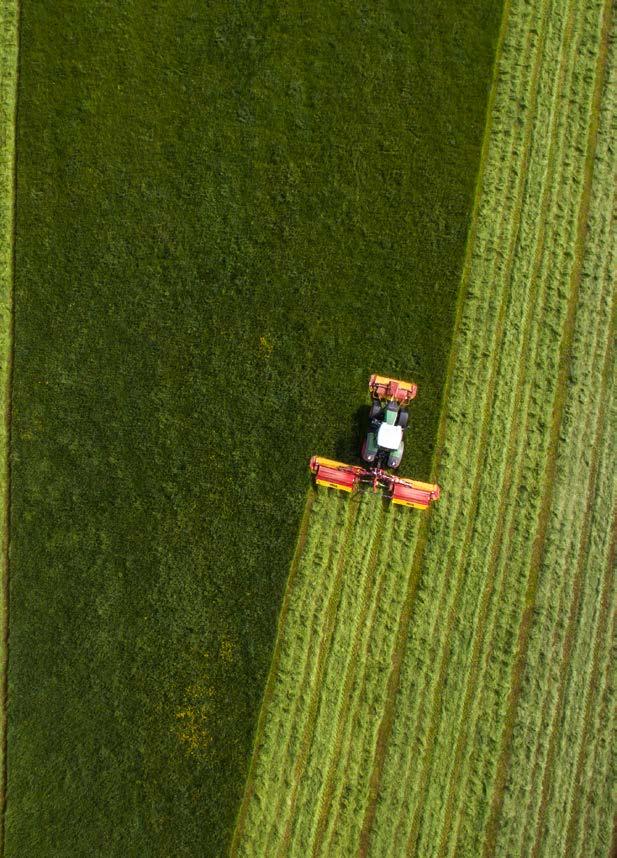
left=309, top=374, right=440, bottom=510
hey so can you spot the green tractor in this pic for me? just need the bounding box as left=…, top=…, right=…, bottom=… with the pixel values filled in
left=361, top=375, right=415, bottom=470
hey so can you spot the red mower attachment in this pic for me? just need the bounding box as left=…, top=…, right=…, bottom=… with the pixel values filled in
left=309, top=457, right=440, bottom=510
left=391, top=477, right=441, bottom=510
left=309, top=457, right=364, bottom=492
left=369, top=374, right=418, bottom=405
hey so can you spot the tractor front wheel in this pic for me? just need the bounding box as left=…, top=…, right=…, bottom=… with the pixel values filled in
left=369, top=401, right=381, bottom=420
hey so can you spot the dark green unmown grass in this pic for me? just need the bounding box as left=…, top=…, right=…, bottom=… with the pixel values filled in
left=8, top=1, right=501, bottom=854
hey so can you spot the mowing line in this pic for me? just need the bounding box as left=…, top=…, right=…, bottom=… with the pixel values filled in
left=481, top=0, right=614, bottom=849
left=0, top=0, right=19, bottom=849
left=562, top=316, right=616, bottom=857
left=317, top=513, right=410, bottom=857
left=438, top=0, right=596, bottom=850
left=322, top=514, right=427, bottom=856
left=356, top=504, right=432, bottom=858
left=429, top=0, right=512, bottom=474
left=272, top=498, right=360, bottom=857
left=576, top=586, right=617, bottom=857
left=257, top=495, right=353, bottom=854
left=394, top=3, right=556, bottom=853
left=229, top=488, right=316, bottom=854
left=528, top=290, right=616, bottom=858
left=562, top=355, right=616, bottom=856
left=280, top=497, right=383, bottom=853
left=357, top=3, right=546, bottom=851
left=554, top=494, right=616, bottom=857
left=307, top=504, right=387, bottom=857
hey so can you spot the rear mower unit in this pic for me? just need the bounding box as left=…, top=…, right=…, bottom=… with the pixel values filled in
left=309, top=375, right=440, bottom=510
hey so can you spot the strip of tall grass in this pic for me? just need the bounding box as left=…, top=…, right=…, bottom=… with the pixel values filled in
left=7, top=1, right=504, bottom=853
left=0, top=0, right=18, bottom=824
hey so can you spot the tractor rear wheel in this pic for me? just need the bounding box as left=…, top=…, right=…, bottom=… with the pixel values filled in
left=369, top=401, right=381, bottom=420
left=397, top=409, right=409, bottom=429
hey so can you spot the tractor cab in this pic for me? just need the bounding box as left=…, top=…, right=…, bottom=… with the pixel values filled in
left=362, top=398, right=409, bottom=470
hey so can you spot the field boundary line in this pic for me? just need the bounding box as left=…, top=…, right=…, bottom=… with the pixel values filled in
left=354, top=3, right=514, bottom=851
left=481, top=0, right=614, bottom=848
left=0, top=0, right=20, bottom=851
left=275, top=497, right=360, bottom=856
left=229, top=488, right=315, bottom=855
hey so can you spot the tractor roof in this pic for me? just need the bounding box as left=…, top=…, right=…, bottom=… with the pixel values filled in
left=377, top=423, right=403, bottom=451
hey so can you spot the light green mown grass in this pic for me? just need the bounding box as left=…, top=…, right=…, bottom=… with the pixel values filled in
left=0, top=0, right=18, bottom=835
left=232, top=495, right=423, bottom=857
left=495, top=16, right=616, bottom=856
left=370, top=1, right=615, bottom=856
left=232, top=0, right=616, bottom=854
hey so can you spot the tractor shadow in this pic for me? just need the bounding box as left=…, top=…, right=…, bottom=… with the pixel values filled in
left=333, top=404, right=369, bottom=466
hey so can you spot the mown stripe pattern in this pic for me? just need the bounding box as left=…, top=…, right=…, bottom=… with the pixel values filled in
left=231, top=0, right=616, bottom=853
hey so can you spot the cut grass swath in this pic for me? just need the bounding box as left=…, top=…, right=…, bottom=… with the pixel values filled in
left=232, top=0, right=616, bottom=853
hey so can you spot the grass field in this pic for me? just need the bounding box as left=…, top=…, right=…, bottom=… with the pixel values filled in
left=2, top=0, right=502, bottom=855
left=0, top=0, right=18, bottom=844
left=231, top=0, right=616, bottom=854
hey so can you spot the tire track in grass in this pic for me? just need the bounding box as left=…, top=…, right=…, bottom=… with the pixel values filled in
left=363, top=2, right=553, bottom=853
left=430, top=2, right=584, bottom=848
left=263, top=496, right=358, bottom=855
left=302, top=503, right=389, bottom=857
left=358, top=8, right=545, bottom=852
left=528, top=172, right=616, bottom=858
left=275, top=496, right=380, bottom=856
left=259, top=493, right=356, bottom=855
left=436, top=1, right=599, bottom=851
left=0, top=0, right=18, bottom=847
left=481, top=1, right=614, bottom=850
left=563, top=451, right=616, bottom=856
